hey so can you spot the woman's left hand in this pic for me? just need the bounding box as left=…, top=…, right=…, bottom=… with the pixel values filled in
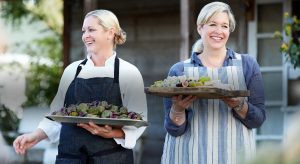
left=78, top=122, right=116, bottom=138
left=222, top=97, right=248, bottom=119
left=222, top=97, right=243, bottom=108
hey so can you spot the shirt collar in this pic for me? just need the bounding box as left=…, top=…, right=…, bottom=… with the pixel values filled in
left=86, top=51, right=116, bottom=67
left=190, top=48, right=235, bottom=66
left=105, top=52, right=116, bottom=66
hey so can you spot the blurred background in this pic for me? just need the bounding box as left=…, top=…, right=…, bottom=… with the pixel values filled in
left=0, top=0, right=300, bottom=163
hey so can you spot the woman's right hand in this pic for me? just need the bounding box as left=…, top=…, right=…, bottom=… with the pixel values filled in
left=171, top=95, right=197, bottom=112
left=170, top=95, right=197, bottom=125
left=13, top=129, right=46, bottom=155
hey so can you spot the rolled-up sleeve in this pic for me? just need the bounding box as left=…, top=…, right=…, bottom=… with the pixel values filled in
left=37, top=118, right=61, bottom=143
left=114, top=126, right=146, bottom=149
left=164, top=97, right=193, bottom=136
left=117, top=60, right=148, bottom=149
left=163, top=62, right=193, bottom=136
left=233, top=55, right=266, bottom=129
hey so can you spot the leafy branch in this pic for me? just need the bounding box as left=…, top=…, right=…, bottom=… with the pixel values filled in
left=0, top=0, right=63, bottom=106
left=274, top=12, right=300, bottom=68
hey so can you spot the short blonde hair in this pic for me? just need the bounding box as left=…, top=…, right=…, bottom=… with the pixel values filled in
left=85, top=10, right=126, bottom=47
left=192, top=2, right=236, bottom=53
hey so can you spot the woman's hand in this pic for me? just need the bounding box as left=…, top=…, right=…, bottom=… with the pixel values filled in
left=13, top=129, right=47, bottom=155
left=78, top=122, right=124, bottom=138
left=171, top=95, right=197, bottom=112
left=170, top=95, right=197, bottom=125
left=222, top=97, right=248, bottom=118
left=222, top=97, right=244, bottom=108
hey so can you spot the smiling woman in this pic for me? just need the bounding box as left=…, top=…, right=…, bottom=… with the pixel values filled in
left=161, top=2, right=265, bottom=164
left=13, top=9, right=147, bottom=164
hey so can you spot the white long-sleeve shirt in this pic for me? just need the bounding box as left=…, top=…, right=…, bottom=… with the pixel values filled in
left=38, top=53, right=147, bottom=149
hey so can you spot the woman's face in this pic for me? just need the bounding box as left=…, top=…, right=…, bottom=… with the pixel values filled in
left=198, top=12, right=230, bottom=51
left=82, top=16, right=111, bottom=54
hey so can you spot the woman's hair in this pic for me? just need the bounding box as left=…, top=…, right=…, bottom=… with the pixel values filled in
left=192, top=1, right=236, bottom=53
left=85, top=10, right=126, bottom=48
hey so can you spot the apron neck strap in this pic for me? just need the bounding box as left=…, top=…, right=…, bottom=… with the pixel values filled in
left=74, top=58, right=88, bottom=79
left=113, top=57, right=120, bottom=83
left=73, top=57, right=120, bottom=83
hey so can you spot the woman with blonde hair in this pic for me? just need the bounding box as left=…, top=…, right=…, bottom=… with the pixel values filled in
left=13, top=9, right=147, bottom=164
left=161, top=2, right=265, bottom=164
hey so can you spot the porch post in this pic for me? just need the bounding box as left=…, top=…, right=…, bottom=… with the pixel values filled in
left=180, top=0, right=195, bottom=61
left=63, top=0, right=71, bottom=68
left=84, top=0, right=98, bottom=15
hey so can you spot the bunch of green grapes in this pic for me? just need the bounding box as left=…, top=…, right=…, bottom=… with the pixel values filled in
left=185, top=76, right=211, bottom=87
left=150, top=75, right=211, bottom=87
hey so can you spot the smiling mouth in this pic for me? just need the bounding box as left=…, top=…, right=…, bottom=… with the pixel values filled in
left=85, top=42, right=94, bottom=46
left=211, top=36, right=223, bottom=40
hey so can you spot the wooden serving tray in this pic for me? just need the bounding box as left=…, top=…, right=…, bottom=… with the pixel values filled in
left=144, top=86, right=250, bottom=99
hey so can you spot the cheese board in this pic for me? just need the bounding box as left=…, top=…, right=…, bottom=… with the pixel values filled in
left=144, top=86, right=250, bottom=99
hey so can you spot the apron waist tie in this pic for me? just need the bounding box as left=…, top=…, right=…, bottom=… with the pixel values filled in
left=57, top=145, right=124, bottom=164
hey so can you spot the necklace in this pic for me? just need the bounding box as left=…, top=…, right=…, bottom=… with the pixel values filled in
left=199, top=53, right=225, bottom=68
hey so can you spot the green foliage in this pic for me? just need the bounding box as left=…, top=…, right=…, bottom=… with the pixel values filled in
left=0, top=0, right=63, bottom=106
left=24, top=62, right=62, bottom=106
left=0, top=104, right=20, bottom=145
left=274, top=12, right=300, bottom=68
left=0, top=0, right=31, bottom=26
left=23, top=35, right=63, bottom=106
left=27, top=0, right=63, bottom=35
left=0, top=0, right=62, bottom=35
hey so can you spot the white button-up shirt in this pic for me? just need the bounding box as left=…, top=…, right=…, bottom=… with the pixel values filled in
left=38, top=53, right=147, bottom=149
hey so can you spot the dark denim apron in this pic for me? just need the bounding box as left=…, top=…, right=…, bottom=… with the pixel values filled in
left=56, top=57, right=133, bottom=164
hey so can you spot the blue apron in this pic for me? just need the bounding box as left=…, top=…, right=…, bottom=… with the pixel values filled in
left=161, top=53, right=255, bottom=164
left=56, top=57, right=133, bottom=164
